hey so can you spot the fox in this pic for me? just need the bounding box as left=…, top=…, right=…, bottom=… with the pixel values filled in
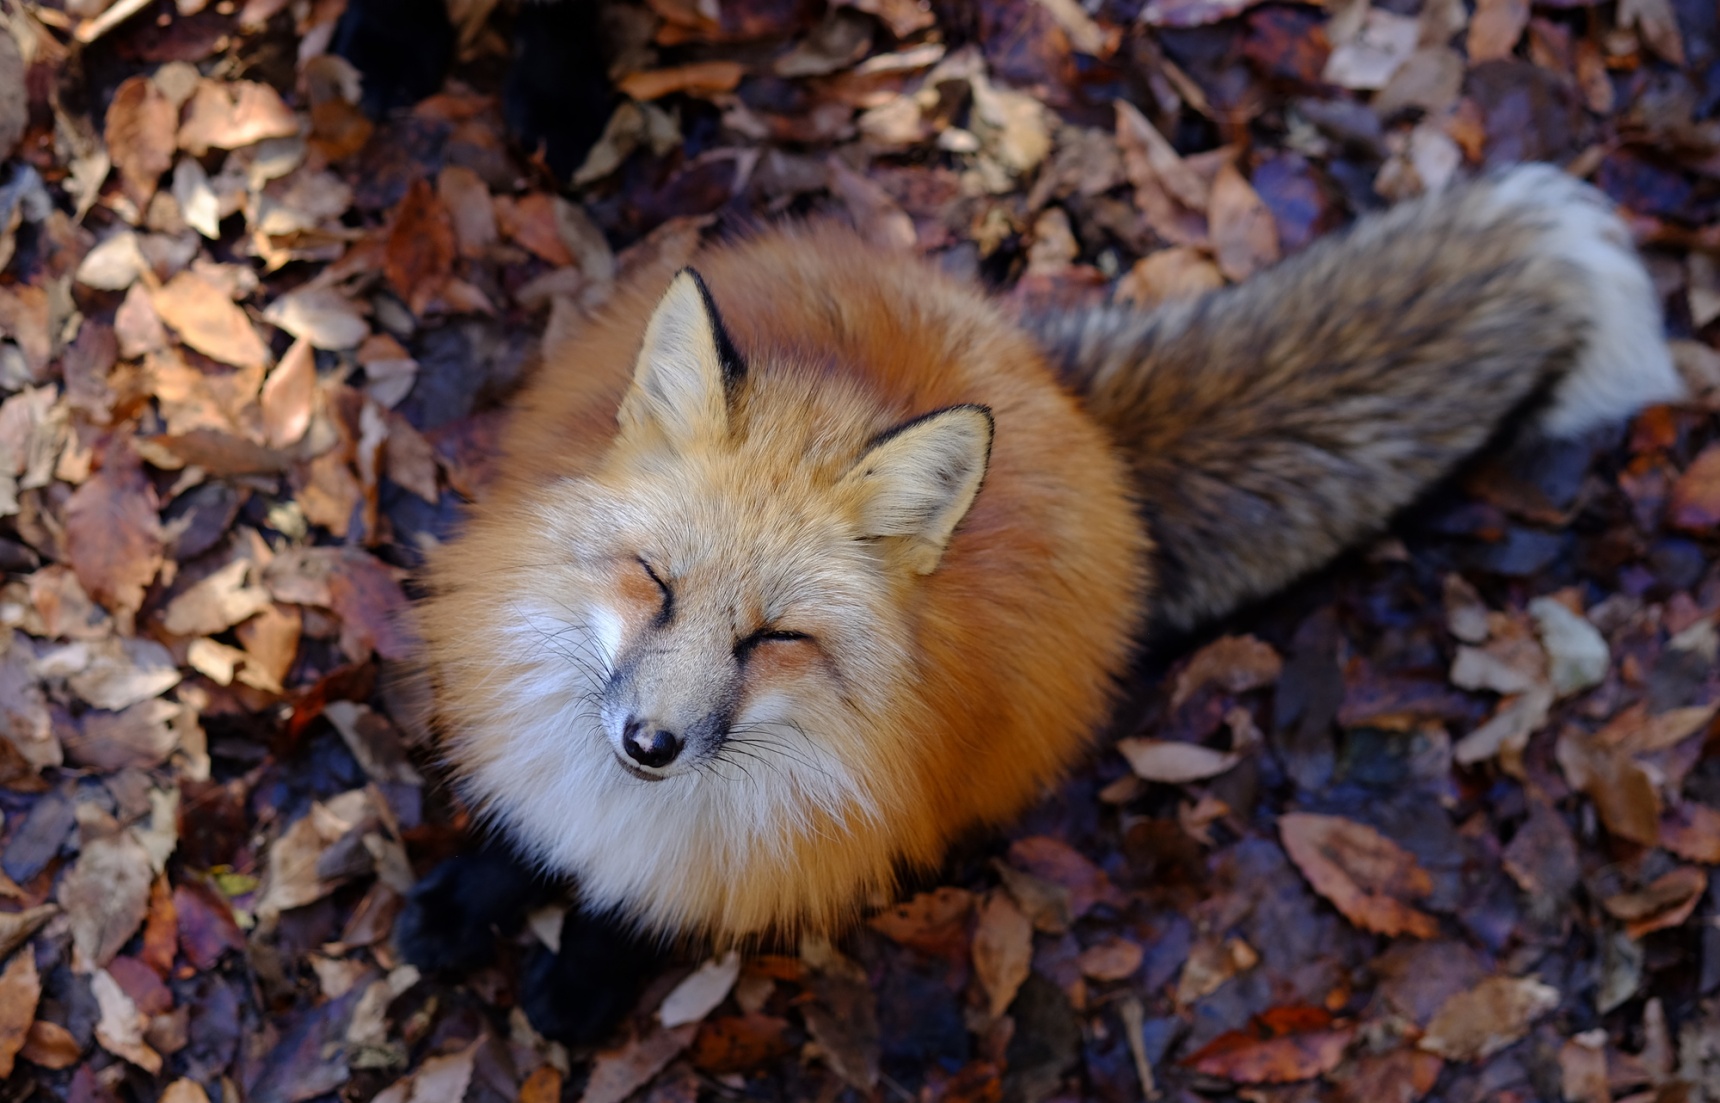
left=401, top=163, right=1684, bottom=1040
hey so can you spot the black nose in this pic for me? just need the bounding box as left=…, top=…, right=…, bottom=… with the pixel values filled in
left=622, top=719, right=681, bottom=768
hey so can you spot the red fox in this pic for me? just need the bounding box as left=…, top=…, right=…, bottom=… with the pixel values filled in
left=409, top=164, right=1681, bottom=1006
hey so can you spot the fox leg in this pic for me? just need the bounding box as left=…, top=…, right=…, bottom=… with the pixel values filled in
left=1031, top=164, right=1683, bottom=635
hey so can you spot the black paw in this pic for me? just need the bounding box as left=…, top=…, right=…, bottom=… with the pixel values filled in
left=519, top=910, right=667, bottom=1046
left=396, top=844, right=550, bottom=974
left=331, top=0, right=456, bottom=117
left=503, top=1, right=615, bottom=181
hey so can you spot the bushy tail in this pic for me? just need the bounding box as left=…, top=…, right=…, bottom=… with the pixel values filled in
left=1031, top=164, right=1683, bottom=635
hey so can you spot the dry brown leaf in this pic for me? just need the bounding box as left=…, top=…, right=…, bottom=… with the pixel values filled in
left=1467, top=0, right=1528, bottom=61
left=0, top=905, right=57, bottom=963
left=159, top=1080, right=212, bottom=1103
left=1007, top=835, right=1119, bottom=919
left=1280, top=813, right=1437, bottom=938
left=64, top=699, right=180, bottom=771
left=1601, top=867, right=1708, bottom=939
left=384, top=411, right=440, bottom=504
left=868, top=887, right=975, bottom=957
left=1670, top=445, right=1720, bottom=532
left=1075, top=937, right=1143, bottom=982
left=262, top=287, right=369, bottom=351
left=256, top=789, right=377, bottom=919
left=1117, top=738, right=1241, bottom=783
left=1418, top=976, right=1559, bottom=1061
left=1114, top=247, right=1224, bottom=306
left=1184, top=1007, right=1354, bottom=1084
left=105, top=76, right=178, bottom=207
left=20, top=1020, right=82, bottom=1070
left=60, top=828, right=155, bottom=969
left=1661, top=803, right=1720, bottom=864
left=1176, top=936, right=1258, bottom=1005
left=64, top=444, right=163, bottom=624
left=580, top=1023, right=698, bottom=1103
left=437, top=165, right=498, bottom=258
left=619, top=60, right=747, bottom=101
left=261, top=338, right=316, bottom=449
left=1597, top=703, right=1717, bottom=755
left=1172, top=634, right=1283, bottom=708
left=1323, top=8, right=1419, bottom=90
left=150, top=271, right=270, bottom=371
left=1619, top=0, right=1685, bottom=65
left=1555, top=730, right=1661, bottom=846
left=1209, top=162, right=1280, bottom=282
left=827, top=158, right=916, bottom=252
left=385, top=179, right=457, bottom=316
left=1334, top=1049, right=1442, bottom=1103
left=91, top=967, right=162, bottom=1073
left=162, top=558, right=273, bottom=638
left=0, top=948, right=39, bottom=1078
left=65, top=637, right=180, bottom=711
left=177, top=79, right=300, bottom=155
left=972, top=890, right=1032, bottom=1018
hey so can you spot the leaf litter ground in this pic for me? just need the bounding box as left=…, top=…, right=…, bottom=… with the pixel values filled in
left=2, top=0, right=1720, bottom=1101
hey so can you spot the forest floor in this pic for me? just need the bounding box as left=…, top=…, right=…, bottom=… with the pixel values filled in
left=3, top=0, right=1720, bottom=1100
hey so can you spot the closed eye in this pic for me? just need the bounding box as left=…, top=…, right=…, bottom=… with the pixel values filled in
left=735, top=629, right=811, bottom=660
left=638, top=557, right=673, bottom=621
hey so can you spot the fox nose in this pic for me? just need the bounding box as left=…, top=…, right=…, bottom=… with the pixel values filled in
left=622, top=719, right=682, bottom=768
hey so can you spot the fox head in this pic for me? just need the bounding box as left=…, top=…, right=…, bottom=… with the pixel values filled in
left=445, top=269, right=994, bottom=936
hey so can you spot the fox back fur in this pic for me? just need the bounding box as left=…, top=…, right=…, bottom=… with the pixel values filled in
left=419, top=163, right=1683, bottom=945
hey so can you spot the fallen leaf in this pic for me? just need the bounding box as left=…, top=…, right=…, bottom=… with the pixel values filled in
left=177, top=79, right=300, bottom=154
left=1075, top=937, right=1143, bottom=981
left=1117, top=738, right=1242, bottom=783
left=1555, top=730, right=1661, bottom=846
left=385, top=179, right=456, bottom=315
left=1172, top=634, right=1283, bottom=708
left=1114, top=247, right=1224, bottom=306
left=59, top=828, right=156, bottom=969
left=1601, top=867, right=1707, bottom=939
left=105, top=76, right=177, bottom=206
left=1618, top=0, right=1685, bottom=64
left=1184, top=1006, right=1354, bottom=1084
left=618, top=60, right=747, bottom=101
left=1669, top=445, right=1720, bottom=531
left=827, top=158, right=916, bottom=252
left=1502, top=800, right=1580, bottom=900
left=256, top=789, right=377, bottom=919
left=972, top=890, right=1032, bottom=1018
left=92, top=967, right=162, bottom=1073
left=65, top=444, right=164, bottom=624
left=151, top=271, right=271, bottom=371
left=518, top=1066, right=560, bottom=1103
left=174, top=881, right=246, bottom=970
left=799, top=938, right=880, bottom=1090
left=1660, top=803, right=1720, bottom=864
left=161, top=557, right=274, bottom=638
left=579, top=1023, right=698, bottom=1103
left=64, top=698, right=181, bottom=771
left=20, top=1020, right=82, bottom=1070
left=690, top=1013, right=795, bottom=1073
left=159, top=1080, right=211, bottom=1103
left=1209, top=162, right=1280, bottom=282
left=0, top=905, right=57, bottom=962
left=1419, top=976, right=1559, bottom=1061
left=659, top=951, right=743, bottom=1027
left=0, top=948, right=39, bottom=1078
left=1006, top=836, right=1119, bottom=919
left=262, top=287, right=369, bottom=351
left=1453, top=686, right=1553, bottom=766
left=869, top=887, right=975, bottom=958
left=174, top=158, right=222, bottom=239
left=1323, top=8, right=1419, bottom=90
left=1528, top=597, right=1608, bottom=696
left=1467, top=0, right=1528, bottom=62
left=1280, top=813, right=1437, bottom=938
left=1176, top=936, right=1259, bottom=1006
left=1333, top=1049, right=1442, bottom=1103
left=66, top=637, right=181, bottom=711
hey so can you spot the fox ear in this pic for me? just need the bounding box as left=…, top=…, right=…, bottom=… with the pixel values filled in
left=840, top=405, right=994, bottom=574
left=619, top=269, right=745, bottom=445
